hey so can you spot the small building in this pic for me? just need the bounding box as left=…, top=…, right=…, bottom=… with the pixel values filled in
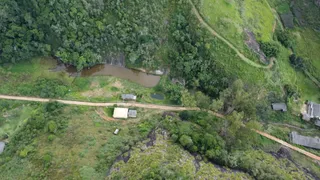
left=113, top=108, right=129, bottom=119
left=271, top=103, right=287, bottom=112
left=302, top=101, right=320, bottom=121
left=280, top=13, right=294, bottom=29
left=0, top=142, right=5, bottom=154
left=290, top=131, right=320, bottom=150
left=128, top=110, right=137, bottom=118
left=315, top=120, right=320, bottom=127
left=114, top=129, right=120, bottom=135
left=121, top=94, right=137, bottom=101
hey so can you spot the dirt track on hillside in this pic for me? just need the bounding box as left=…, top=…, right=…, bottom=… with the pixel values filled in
left=188, top=0, right=274, bottom=69
left=0, top=94, right=319, bottom=162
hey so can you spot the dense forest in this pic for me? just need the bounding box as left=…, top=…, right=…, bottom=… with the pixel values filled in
left=0, top=0, right=169, bottom=70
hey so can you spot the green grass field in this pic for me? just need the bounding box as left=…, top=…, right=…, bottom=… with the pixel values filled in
left=200, top=0, right=274, bottom=50
left=294, top=28, right=320, bottom=80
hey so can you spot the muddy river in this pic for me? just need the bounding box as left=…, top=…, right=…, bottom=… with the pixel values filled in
left=54, top=62, right=161, bottom=88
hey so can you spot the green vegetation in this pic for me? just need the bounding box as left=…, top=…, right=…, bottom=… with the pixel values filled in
left=197, top=0, right=274, bottom=52
left=0, top=102, right=162, bottom=179
left=259, top=41, right=280, bottom=58
left=0, top=0, right=320, bottom=179
left=0, top=0, right=170, bottom=70
left=108, top=131, right=251, bottom=179
left=161, top=111, right=317, bottom=179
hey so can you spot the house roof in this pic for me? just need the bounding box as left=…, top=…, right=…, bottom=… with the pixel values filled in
left=290, top=131, right=320, bottom=149
left=0, top=142, right=5, bottom=154
left=128, top=110, right=137, bottom=118
left=307, top=102, right=320, bottom=118
left=271, top=103, right=287, bottom=111
left=315, top=120, right=320, bottom=127
left=113, top=108, right=128, bottom=119
left=121, top=94, right=136, bottom=100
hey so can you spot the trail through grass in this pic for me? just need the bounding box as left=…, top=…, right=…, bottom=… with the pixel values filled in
left=188, top=0, right=274, bottom=69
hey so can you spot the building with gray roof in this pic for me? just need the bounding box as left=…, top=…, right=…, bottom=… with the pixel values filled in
left=128, top=110, right=137, bottom=118
left=271, top=103, right=287, bottom=112
left=303, top=101, right=320, bottom=121
left=290, top=131, right=320, bottom=150
left=121, top=94, right=137, bottom=101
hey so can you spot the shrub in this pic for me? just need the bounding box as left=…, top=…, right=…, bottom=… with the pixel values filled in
left=47, top=121, right=58, bottom=133
left=276, top=30, right=294, bottom=48
left=43, top=153, right=52, bottom=167
left=111, top=87, right=119, bottom=92
left=259, top=41, right=280, bottom=58
left=289, top=54, right=305, bottom=70
left=179, top=135, right=193, bottom=148
left=47, top=134, right=56, bottom=142
left=34, top=78, right=68, bottom=98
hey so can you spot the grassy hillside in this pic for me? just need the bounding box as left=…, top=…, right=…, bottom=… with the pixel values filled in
left=198, top=0, right=274, bottom=55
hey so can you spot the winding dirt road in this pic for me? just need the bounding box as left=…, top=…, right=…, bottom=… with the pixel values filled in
left=0, top=94, right=319, bottom=162
left=188, top=0, right=274, bottom=69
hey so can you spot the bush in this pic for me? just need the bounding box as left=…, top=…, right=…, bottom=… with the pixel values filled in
left=179, top=135, right=193, bottom=148
left=276, top=30, right=294, bottom=48
left=47, top=121, right=57, bottom=133
left=111, top=87, right=119, bottom=92
left=259, top=41, right=280, bottom=58
left=289, top=54, right=305, bottom=70
left=47, top=134, right=56, bottom=142
left=34, top=78, right=68, bottom=98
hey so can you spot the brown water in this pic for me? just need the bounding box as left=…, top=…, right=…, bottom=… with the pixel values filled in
left=65, top=64, right=161, bottom=88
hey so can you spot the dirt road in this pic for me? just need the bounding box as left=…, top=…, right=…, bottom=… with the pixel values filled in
left=0, top=95, right=199, bottom=111
left=188, top=0, right=274, bottom=69
left=0, top=94, right=319, bottom=162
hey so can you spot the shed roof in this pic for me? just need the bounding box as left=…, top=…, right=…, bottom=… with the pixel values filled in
left=271, top=103, right=287, bottom=111
left=290, top=131, right=320, bottom=149
left=128, top=110, right=137, bottom=118
left=113, top=108, right=128, bottom=119
left=315, top=120, right=320, bottom=127
left=0, top=142, right=5, bottom=154
left=121, top=94, right=136, bottom=100
left=307, top=102, right=320, bottom=118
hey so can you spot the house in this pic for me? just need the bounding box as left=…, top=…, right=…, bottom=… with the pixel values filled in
left=280, top=13, right=294, bottom=29
left=290, top=131, right=320, bottom=149
left=0, top=142, right=5, bottom=154
left=271, top=103, right=287, bottom=112
left=128, top=110, right=137, bottom=118
left=315, top=120, right=320, bottom=127
left=113, top=108, right=129, bottom=119
left=302, top=101, right=320, bottom=121
left=121, top=94, right=137, bottom=101
left=114, top=129, right=120, bottom=135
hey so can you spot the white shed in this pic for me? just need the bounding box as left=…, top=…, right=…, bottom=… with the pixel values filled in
left=113, top=108, right=129, bottom=119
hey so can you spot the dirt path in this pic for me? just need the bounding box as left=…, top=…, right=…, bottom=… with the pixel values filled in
left=188, top=0, right=274, bottom=69
left=0, top=95, right=199, bottom=111
left=0, top=94, right=319, bottom=162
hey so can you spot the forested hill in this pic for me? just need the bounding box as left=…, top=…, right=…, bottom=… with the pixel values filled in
left=0, top=0, right=169, bottom=70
